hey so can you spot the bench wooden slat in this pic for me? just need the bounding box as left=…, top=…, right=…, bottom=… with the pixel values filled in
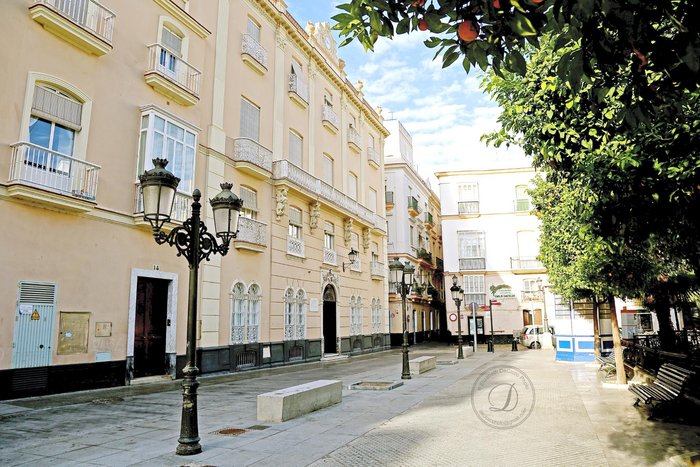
left=628, top=363, right=695, bottom=415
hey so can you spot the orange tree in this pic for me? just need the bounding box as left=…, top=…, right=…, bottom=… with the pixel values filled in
left=333, top=0, right=700, bottom=125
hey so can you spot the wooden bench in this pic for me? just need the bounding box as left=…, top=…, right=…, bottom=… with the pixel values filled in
left=628, top=363, right=695, bottom=418
left=409, top=356, right=437, bottom=375
left=257, top=379, right=342, bottom=422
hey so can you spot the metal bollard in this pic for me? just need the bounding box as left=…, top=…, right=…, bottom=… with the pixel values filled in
left=487, top=340, right=494, bottom=353
left=511, top=338, right=518, bottom=352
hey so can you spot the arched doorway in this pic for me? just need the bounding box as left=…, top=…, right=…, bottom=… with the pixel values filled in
left=323, top=285, right=337, bottom=354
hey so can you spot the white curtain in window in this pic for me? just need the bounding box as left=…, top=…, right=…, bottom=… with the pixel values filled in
left=240, top=98, right=260, bottom=141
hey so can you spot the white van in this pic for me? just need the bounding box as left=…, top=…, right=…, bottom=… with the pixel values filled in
left=520, top=325, right=555, bottom=349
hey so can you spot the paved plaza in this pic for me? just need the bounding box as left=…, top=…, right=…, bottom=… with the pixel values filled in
left=1, top=344, right=698, bottom=466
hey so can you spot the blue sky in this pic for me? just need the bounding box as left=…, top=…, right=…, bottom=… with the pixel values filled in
left=285, top=0, right=528, bottom=188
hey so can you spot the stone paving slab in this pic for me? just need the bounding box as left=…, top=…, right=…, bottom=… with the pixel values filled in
left=0, top=344, right=698, bottom=466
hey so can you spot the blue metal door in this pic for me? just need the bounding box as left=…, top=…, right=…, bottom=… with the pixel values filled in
left=11, top=282, right=57, bottom=369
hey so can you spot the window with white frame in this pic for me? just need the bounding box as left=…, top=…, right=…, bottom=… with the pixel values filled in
left=289, top=130, right=303, bottom=167
left=138, top=109, right=196, bottom=194
left=371, top=298, right=381, bottom=333
left=458, top=182, right=479, bottom=214
left=322, top=154, right=333, bottom=185
left=284, top=287, right=306, bottom=340
left=324, top=222, right=335, bottom=250
left=523, top=278, right=538, bottom=292
left=515, top=184, right=531, bottom=211
left=457, top=230, right=486, bottom=270
left=350, top=296, right=362, bottom=335
left=323, top=91, right=333, bottom=107
left=240, top=186, right=257, bottom=220
left=371, top=241, right=379, bottom=263
left=291, top=57, right=303, bottom=77
left=410, top=225, right=415, bottom=247
left=348, top=172, right=358, bottom=200
left=462, top=275, right=486, bottom=305
left=288, top=207, right=302, bottom=239
left=368, top=188, right=377, bottom=213
left=369, top=134, right=375, bottom=149
left=159, top=24, right=184, bottom=76
left=240, top=97, right=260, bottom=141
left=230, top=282, right=260, bottom=344
left=351, top=232, right=359, bottom=253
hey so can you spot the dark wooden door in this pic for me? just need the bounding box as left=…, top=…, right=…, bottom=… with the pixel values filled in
left=134, top=278, right=169, bottom=378
left=323, top=285, right=336, bottom=354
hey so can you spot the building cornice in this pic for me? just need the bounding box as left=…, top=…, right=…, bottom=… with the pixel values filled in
left=435, top=167, right=537, bottom=178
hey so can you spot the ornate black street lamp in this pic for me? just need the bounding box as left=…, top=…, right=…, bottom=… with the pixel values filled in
left=342, top=247, right=359, bottom=272
left=450, top=275, right=465, bottom=360
left=139, top=158, right=242, bottom=456
left=389, top=257, right=414, bottom=380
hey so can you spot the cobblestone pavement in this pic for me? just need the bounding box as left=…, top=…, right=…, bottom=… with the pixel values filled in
left=1, top=344, right=698, bottom=466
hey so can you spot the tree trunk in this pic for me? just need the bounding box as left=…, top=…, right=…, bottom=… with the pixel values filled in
left=608, top=295, right=627, bottom=384
left=654, top=299, right=676, bottom=351
left=592, top=297, right=601, bottom=359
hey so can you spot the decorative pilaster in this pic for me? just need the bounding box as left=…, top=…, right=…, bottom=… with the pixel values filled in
left=343, top=218, right=353, bottom=246
left=272, top=28, right=287, bottom=162
left=309, top=202, right=321, bottom=231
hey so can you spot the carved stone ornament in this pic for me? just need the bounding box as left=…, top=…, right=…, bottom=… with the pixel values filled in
left=309, top=202, right=321, bottom=231
left=343, top=218, right=353, bottom=246
left=276, top=29, right=287, bottom=50
left=322, top=269, right=339, bottom=292
left=362, top=227, right=370, bottom=251
left=275, top=186, right=288, bottom=221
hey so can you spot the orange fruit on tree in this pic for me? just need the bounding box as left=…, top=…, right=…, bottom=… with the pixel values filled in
left=494, top=0, right=501, bottom=8
left=458, top=20, right=479, bottom=42
left=418, top=19, right=429, bottom=31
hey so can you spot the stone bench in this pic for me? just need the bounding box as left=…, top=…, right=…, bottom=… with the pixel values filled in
left=409, top=356, right=437, bottom=375
left=257, top=379, right=342, bottom=422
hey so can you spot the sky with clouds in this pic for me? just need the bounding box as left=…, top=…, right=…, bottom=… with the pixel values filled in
left=285, top=0, right=529, bottom=189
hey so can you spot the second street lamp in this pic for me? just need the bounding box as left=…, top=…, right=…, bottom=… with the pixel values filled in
left=389, top=257, right=414, bottom=379
left=450, top=275, right=464, bottom=360
left=139, top=158, right=243, bottom=456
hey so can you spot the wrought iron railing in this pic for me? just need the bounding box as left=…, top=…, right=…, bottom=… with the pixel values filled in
left=288, top=73, right=308, bottom=103
left=236, top=217, right=267, bottom=247
left=459, top=257, right=486, bottom=270
left=510, top=257, right=544, bottom=270
left=34, top=0, right=115, bottom=44
left=347, top=126, right=360, bottom=148
left=367, top=147, right=379, bottom=165
left=146, top=43, right=201, bottom=97
left=287, top=236, right=305, bottom=257
left=9, top=142, right=100, bottom=201
left=228, top=137, right=272, bottom=172
left=272, top=160, right=385, bottom=232
left=241, top=34, right=268, bottom=69
left=385, top=191, right=394, bottom=204
left=322, top=104, right=338, bottom=129
left=323, top=248, right=337, bottom=265
left=370, top=261, right=384, bottom=277
left=408, top=196, right=421, bottom=214
left=458, top=201, right=479, bottom=214
left=350, top=259, right=361, bottom=273
left=425, top=212, right=434, bottom=226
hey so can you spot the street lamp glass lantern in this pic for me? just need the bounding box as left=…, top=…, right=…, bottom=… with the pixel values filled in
left=139, top=158, right=180, bottom=230
left=459, top=287, right=465, bottom=303
left=452, top=274, right=458, bottom=287
left=209, top=183, right=243, bottom=243
left=403, top=262, right=415, bottom=286
left=536, top=277, right=543, bottom=291
left=348, top=248, right=358, bottom=265
left=388, top=257, right=404, bottom=289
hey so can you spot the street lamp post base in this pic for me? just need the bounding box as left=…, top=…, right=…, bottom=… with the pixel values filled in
left=176, top=440, right=202, bottom=456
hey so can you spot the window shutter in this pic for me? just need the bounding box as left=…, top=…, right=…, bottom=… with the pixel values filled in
left=239, top=187, right=257, bottom=212
left=324, top=222, right=334, bottom=233
left=161, top=27, right=183, bottom=56
left=240, top=98, right=260, bottom=141
left=289, top=131, right=302, bottom=167
left=289, top=207, right=302, bottom=226
left=247, top=19, right=261, bottom=42
left=291, top=59, right=302, bottom=76
left=32, top=86, right=82, bottom=130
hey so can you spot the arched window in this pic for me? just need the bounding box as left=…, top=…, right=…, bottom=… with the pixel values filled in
left=247, top=283, right=261, bottom=343
left=284, top=287, right=295, bottom=340
left=357, top=297, right=363, bottom=335
left=295, top=289, right=306, bottom=339
left=372, top=298, right=381, bottom=333
left=350, top=296, right=359, bottom=335
left=231, top=282, right=246, bottom=344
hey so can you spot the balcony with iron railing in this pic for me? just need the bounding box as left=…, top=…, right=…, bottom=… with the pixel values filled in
left=370, top=260, right=384, bottom=280
left=134, top=183, right=192, bottom=224
left=234, top=217, right=267, bottom=252
left=367, top=146, right=379, bottom=168
left=514, top=198, right=532, bottom=213
left=322, top=104, right=338, bottom=133
left=8, top=142, right=101, bottom=212
left=347, top=126, right=361, bottom=153
left=407, top=196, right=421, bottom=217
left=424, top=212, right=434, bottom=229
left=459, top=257, right=486, bottom=270
left=287, top=236, right=305, bottom=258
left=272, top=160, right=385, bottom=232
left=288, top=73, right=308, bottom=107
left=323, top=248, right=337, bottom=266
left=144, top=44, right=201, bottom=106
left=350, top=259, right=361, bottom=273
left=226, top=137, right=272, bottom=179
left=458, top=201, right=479, bottom=216
left=29, top=0, right=115, bottom=55
left=510, top=257, right=545, bottom=273
left=435, top=257, right=444, bottom=272
left=241, top=33, right=268, bottom=74
left=385, top=191, right=394, bottom=208
left=417, top=248, right=433, bottom=265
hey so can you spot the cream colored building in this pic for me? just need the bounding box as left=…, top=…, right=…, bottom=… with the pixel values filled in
left=0, top=0, right=388, bottom=399
left=384, top=119, right=445, bottom=345
left=437, top=167, right=547, bottom=345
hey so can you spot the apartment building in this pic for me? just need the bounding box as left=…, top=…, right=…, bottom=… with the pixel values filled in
left=0, top=0, right=388, bottom=399
left=437, top=167, right=547, bottom=344
left=384, top=119, right=445, bottom=345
